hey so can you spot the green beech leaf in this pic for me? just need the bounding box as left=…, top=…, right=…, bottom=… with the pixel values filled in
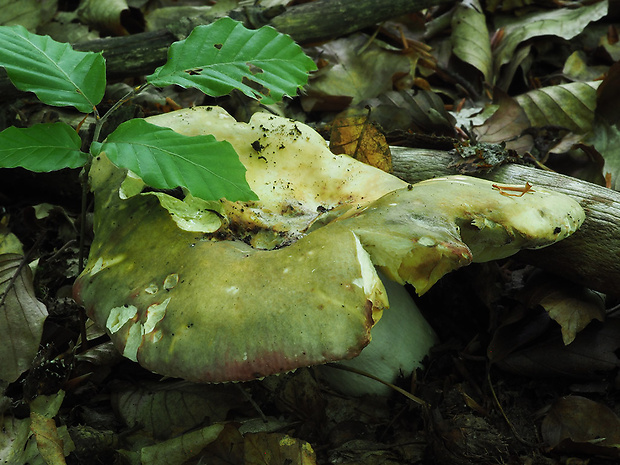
left=515, top=81, right=600, bottom=133
left=587, top=121, right=620, bottom=190
left=0, top=25, right=105, bottom=113
left=452, top=0, right=492, bottom=82
left=92, top=119, right=257, bottom=202
left=0, top=123, right=88, bottom=171
left=146, top=17, right=316, bottom=104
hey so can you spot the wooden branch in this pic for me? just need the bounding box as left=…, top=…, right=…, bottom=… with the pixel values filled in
left=269, top=0, right=455, bottom=43
left=390, top=146, right=620, bottom=296
left=0, top=0, right=453, bottom=103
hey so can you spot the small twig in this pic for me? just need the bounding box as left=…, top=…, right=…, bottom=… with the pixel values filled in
left=325, top=363, right=430, bottom=407
left=486, top=367, right=537, bottom=447
left=77, top=160, right=91, bottom=275
left=93, top=82, right=150, bottom=143
left=357, top=23, right=383, bottom=55
left=236, top=384, right=268, bottom=422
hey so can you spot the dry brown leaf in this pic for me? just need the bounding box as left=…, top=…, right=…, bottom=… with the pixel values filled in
left=488, top=306, right=551, bottom=365
left=525, top=275, right=605, bottom=345
left=330, top=110, right=392, bottom=172
left=494, top=318, right=620, bottom=378
left=542, top=396, right=620, bottom=459
left=0, top=253, right=48, bottom=383
left=473, top=90, right=533, bottom=154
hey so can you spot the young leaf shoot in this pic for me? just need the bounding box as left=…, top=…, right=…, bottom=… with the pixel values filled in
left=0, top=25, right=105, bottom=113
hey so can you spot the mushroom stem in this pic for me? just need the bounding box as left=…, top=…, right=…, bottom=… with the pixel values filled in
left=319, top=274, right=437, bottom=397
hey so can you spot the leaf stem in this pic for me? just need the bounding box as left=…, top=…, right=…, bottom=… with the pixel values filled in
left=77, top=160, right=91, bottom=275
left=76, top=159, right=92, bottom=353
left=93, top=83, right=150, bottom=143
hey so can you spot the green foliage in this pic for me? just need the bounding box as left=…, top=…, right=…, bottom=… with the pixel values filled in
left=0, top=25, right=105, bottom=113
left=0, top=18, right=316, bottom=201
left=91, top=120, right=258, bottom=202
left=0, top=123, right=88, bottom=171
left=493, top=1, right=607, bottom=80
left=147, top=17, right=316, bottom=104
left=451, top=0, right=491, bottom=83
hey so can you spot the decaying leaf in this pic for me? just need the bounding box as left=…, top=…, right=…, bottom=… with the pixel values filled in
left=542, top=395, right=620, bottom=459
left=0, top=253, right=48, bottom=383
left=594, top=61, right=620, bottom=126
left=0, top=219, right=23, bottom=255
left=562, top=51, right=608, bottom=82
left=0, top=416, right=34, bottom=464
left=76, top=0, right=139, bottom=36
left=491, top=317, right=620, bottom=378
left=329, top=110, right=392, bottom=172
left=112, top=381, right=242, bottom=440
left=586, top=120, right=620, bottom=191
left=0, top=0, right=56, bottom=32
left=364, top=89, right=456, bottom=136
left=493, top=1, right=608, bottom=80
left=473, top=91, right=533, bottom=154
left=20, top=391, right=74, bottom=465
left=30, top=412, right=67, bottom=465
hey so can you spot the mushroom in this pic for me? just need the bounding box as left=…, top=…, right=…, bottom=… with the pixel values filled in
left=73, top=107, right=584, bottom=390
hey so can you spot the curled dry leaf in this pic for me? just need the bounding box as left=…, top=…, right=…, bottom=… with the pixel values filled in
left=587, top=120, right=620, bottom=191
left=76, top=0, right=143, bottom=36
left=542, top=395, right=620, bottom=459
left=493, top=1, right=608, bottom=80
left=29, top=412, right=68, bottom=465
left=137, top=423, right=225, bottom=465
